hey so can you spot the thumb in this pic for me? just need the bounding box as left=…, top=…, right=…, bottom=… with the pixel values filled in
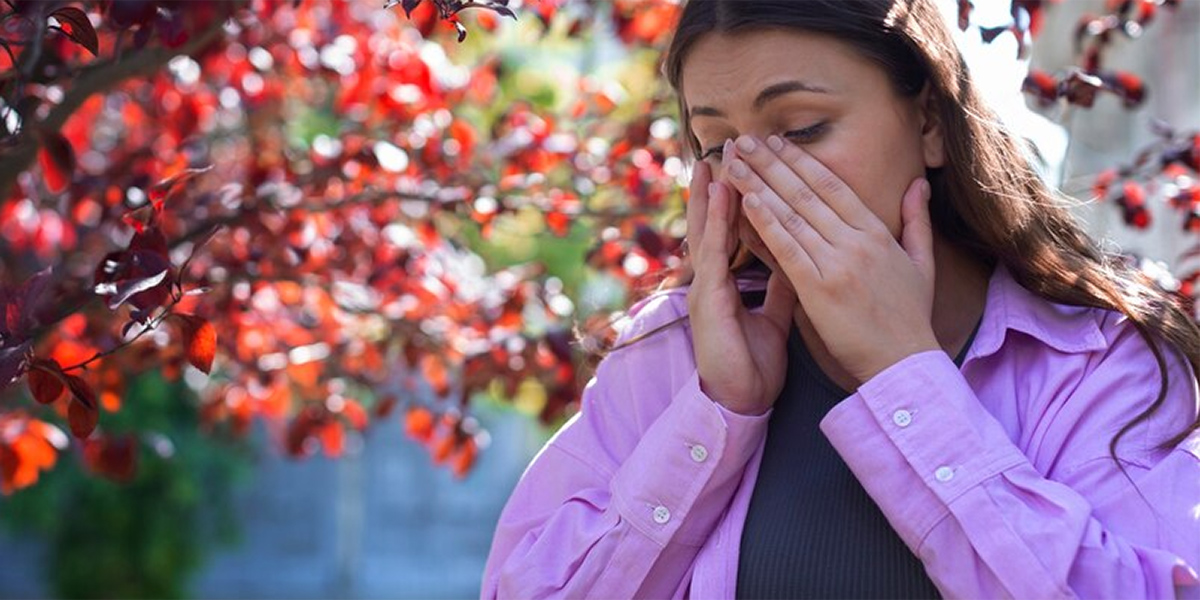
left=759, top=269, right=798, bottom=332
left=900, top=177, right=935, bottom=280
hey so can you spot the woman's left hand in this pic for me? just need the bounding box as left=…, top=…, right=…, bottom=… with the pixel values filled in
left=722, top=134, right=941, bottom=386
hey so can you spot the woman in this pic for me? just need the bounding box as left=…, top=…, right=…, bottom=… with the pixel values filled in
left=482, top=0, right=1200, bottom=597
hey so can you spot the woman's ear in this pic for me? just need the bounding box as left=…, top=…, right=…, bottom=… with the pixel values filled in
left=917, top=83, right=946, bottom=169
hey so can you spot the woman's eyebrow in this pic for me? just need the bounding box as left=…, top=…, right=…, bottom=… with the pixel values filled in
left=689, top=79, right=832, bottom=120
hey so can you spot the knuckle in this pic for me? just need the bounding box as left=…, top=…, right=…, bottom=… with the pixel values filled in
left=812, top=171, right=841, bottom=195
left=781, top=210, right=806, bottom=234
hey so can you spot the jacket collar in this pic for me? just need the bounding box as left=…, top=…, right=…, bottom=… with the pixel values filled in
left=734, top=260, right=1109, bottom=361
left=966, top=261, right=1108, bottom=361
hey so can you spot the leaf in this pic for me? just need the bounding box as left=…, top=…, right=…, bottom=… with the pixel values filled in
left=374, top=395, right=397, bottom=418
left=957, top=0, right=973, bottom=30
left=3, top=268, right=53, bottom=339
left=38, top=131, right=75, bottom=193
left=420, top=353, right=449, bottom=397
left=27, top=361, right=64, bottom=404
left=545, top=210, right=571, bottom=236
left=64, top=373, right=97, bottom=410
left=82, top=435, right=137, bottom=482
left=68, top=397, right=99, bottom=439
left=94, top=268, right=169, bottom=310
left=51, top=7, right=99, bottom=56
left=0, top=39, right=16, bottom=67
left=1062, top=70, right=1102, bottom=108
left=451, top=436, right=477, bottom=478
left=0, top=341, right=32, bottom=389
left=403, top=406, right=434, bottom=443
left=173, top=314, right=216, bottom=374
left=341, top=399, right=368, bottom=431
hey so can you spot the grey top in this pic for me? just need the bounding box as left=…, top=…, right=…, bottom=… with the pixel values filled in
left=735, top=318, right=980, bottom=599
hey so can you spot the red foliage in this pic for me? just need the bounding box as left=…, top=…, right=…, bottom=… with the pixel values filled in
left=0, top=0, right=1184, bottom=493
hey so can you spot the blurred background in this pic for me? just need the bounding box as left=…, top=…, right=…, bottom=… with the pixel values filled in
left=0, top=0, right=1197, bottom=598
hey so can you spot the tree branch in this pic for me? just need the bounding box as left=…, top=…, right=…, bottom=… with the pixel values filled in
left=0, top=5, right=239, bottom=198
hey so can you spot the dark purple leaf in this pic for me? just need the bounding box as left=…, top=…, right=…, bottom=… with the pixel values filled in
left=50, top=7, right=99, bottom=56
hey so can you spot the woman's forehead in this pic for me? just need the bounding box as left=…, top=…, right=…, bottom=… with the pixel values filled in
left=680, top=30, right=873, bottom=111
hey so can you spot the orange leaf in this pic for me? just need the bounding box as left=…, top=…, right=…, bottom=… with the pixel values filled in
left=431, top=432, right=455, bottom=464
left=451, top=436, right=477, bottom=479
left=174, top=314, right=216, bottom=373
left=68, top=399, right=98, bottom=439
left=420, top=353, right=449, bottom=398
left=403, top=406, right=434, bottom=443
left=319, top=421, right=344, bottom=458
left=341, top=399, right=368, bottom=431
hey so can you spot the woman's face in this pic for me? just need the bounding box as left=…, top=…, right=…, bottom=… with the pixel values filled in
left=681, top=28, right=944, bottom=273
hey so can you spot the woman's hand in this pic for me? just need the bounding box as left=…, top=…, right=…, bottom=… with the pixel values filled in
left=723, top=134, right=940, bottom=386
left=685, top=160, right=798, bottom=416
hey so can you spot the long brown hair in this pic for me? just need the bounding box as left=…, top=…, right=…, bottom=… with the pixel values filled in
left=590, top=0, right=1200, bottom=459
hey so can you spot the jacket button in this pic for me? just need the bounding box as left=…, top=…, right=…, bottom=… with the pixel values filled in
left=935, top=466, right=955, bottom=482
left=652, top=505, right=671, bottom=524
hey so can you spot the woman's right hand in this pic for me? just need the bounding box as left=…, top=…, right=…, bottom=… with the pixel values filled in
left=686, top=159, right=798, bottom=416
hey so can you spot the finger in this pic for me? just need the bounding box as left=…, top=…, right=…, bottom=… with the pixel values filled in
left=743, top=181, right=835, bottom=265
left=694, top=173, right=733, bottom=290
left=686, top=160, right=712, bottom=255
left=900, top=177, right=935, bottom=280
left=759, top=269, right=798, bottom=333
left=742, top=192, right=823, bottom=281
left=766, top=135, right=881, bottom=233
left=729, top=135, right=851, bottom=243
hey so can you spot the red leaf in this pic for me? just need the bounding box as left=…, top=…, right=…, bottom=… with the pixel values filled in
left=1062, top=70, right=1102, bottom=107
left=68, top=397, right=99, bottom=439
left=404, top=406, right=434, bottom=443
left=451, top=436, right=477, bottom=479
left=51, top=6, right=99, bottom=56
left=173, top=314, right=216, bottom=374
left=1022, top=68, right=1059, bottom=106
left=545, top=210, right=571, bottom=237
left=83, top=435, right=137, bottom=482
left=420, top=353, right=449, bottom=397
left=341, top=399, right=368, bottom=431
left=64, top=373, right=96, bottom=410
left=94, top=268, right=169, bottom=310
left=374, top=395, right=397, bottom=418
left=957, top=0, right=973, bottom=30
left=319, top=421, right=344, bottom=457
left=27, top=361, right=64, bottom=405
left=38, top=131, right=75, bottom=193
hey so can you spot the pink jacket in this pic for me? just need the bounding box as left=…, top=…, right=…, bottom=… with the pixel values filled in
left=482, top=263, right=1200, bottom=599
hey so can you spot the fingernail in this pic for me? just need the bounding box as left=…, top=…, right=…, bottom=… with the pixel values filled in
left=729, top=159, right=748, bottom=178
left=920, top=178, right=931, bottom=199
left=723, top=138, right=735, bottom=158
left=708, top=182, right=719, bottom=197
left=735, top=136, right=756, bottom=153
left=744, top=192, right=760, bottom=208
left=766, top=135, right=784, bottom=152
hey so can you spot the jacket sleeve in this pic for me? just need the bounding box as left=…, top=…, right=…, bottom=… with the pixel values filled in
left=820, top=312, right=1200, bottom=599
left=480, top=292, right=770, bottom=599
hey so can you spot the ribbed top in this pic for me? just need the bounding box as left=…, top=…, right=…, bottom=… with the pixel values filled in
left=735, top=321, right=979, bottom=600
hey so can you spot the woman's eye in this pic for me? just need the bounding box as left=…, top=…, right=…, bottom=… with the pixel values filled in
left=698, top=121, right=828, bottom=161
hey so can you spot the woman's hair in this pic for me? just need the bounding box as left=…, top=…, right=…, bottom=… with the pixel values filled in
left=587, top=0, right=1200, bottom=459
